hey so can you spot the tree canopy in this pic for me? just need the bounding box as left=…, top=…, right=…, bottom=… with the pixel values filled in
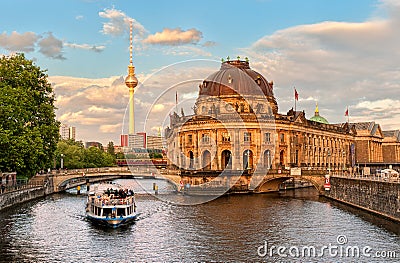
left=55, top=139, right=115, bottom=169
left=0, top=54, right=59, bottom=177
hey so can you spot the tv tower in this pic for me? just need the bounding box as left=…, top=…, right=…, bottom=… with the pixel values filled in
left=125, top=20, right=138, bottom=135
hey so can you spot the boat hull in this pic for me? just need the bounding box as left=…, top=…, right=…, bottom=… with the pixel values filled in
left=86, top=213, right=137, bottom=228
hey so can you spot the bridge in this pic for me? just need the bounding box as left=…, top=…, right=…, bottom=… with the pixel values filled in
left=47, top=165, right=366, bottom=196
left=178, top=168, right=329, bottom=195
left=252, top=169, right=327, bottom=194
left=50, top=167, right=181, bottom=192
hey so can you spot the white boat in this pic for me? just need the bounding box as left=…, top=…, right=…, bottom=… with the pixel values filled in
left=86, top=182, right=137, bottom=228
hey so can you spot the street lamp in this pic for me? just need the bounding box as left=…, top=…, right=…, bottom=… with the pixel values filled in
left=60, top=154, right=64, bottom=170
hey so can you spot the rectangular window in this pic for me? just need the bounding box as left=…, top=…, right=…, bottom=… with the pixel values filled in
left=188, top=134, right=193, bottom=144
left=244, top=132, right=252, bottom=142
left=280, top=133, right=285, bottom=143
left=202, top=133, right=210, bottom=144
left=222, top=132, right=230, bottom=142
left=265, top=132, right=271, bottom=143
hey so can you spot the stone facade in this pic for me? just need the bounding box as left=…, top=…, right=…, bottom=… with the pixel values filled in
left=383, top=130, right=400, bottom=164
left=165, top=59, right=400, bottom=188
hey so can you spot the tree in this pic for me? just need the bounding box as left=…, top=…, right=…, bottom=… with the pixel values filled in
left=55, top=140, right=85, bottom=169
left=0, top=54, right=59, bottom=177
left=83, top=146, right=114, bottom=168
left=107, top=141, right=115, bottom=156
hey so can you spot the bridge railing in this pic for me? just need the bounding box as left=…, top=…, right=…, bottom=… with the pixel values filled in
left=50, top=166, right=165, bottom=177
left=331, top=173, right=400, bottom=183
left=0, top=178, right=47, bottom=195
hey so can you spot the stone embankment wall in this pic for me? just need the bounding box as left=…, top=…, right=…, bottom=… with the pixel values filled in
left=0, top=178, right=54, bottom=211
left=325, top=177, right=400, bottom=222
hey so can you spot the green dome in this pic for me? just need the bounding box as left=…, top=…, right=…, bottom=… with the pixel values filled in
left=310, top=102, right=329, bottom=124
left=310, top=115, right=329, bottom=124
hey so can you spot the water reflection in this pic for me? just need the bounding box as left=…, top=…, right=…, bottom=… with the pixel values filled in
left=0, top=180, right=399, bottom=262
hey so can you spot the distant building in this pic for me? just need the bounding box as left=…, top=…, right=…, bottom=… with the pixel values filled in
left=114, top=145, right=124, bottom=154
left=147, top=135, right=164, bottom=149
left=383, top=130, right=400, bottom=164
left=121, top=132, right=165, bottom=150
left=120, top=134, right=129, bottom=147
left=85, top=141, right=102, bottom=149
left=69, top=126, right=76, bottom=140
left=59, top=123, right=76, bottom=140
left=128, top=132, right=146, bottom=149
left=352, top=122, right=383, bottom=165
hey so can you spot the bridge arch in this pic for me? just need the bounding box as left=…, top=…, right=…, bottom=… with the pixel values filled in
left=255, top=174, right=326, bottom=194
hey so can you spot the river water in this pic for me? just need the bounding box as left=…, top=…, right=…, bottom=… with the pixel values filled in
left=0, top=178, right=399, bottom=263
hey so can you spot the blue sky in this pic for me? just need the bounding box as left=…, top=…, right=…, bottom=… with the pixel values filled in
left=2, top=0, right=399, bottom=145
left=1, top=0, right=378, bottom=77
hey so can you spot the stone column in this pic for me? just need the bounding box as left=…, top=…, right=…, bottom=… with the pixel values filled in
left=233, top=129, right=240, bottom=170
left=212, top=129, right=219, bottom=170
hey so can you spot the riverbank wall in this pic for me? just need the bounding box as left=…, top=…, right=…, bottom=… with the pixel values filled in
left=0, top=177, right=54, bottom=211
left=324, top=176, right=400, bottom=223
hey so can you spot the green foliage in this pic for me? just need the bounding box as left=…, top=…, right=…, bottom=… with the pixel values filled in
left=107, top=141, right=115, bottom=156
left=149, top=152, right=163, bottom=158
left=116, top=152, right=125, bottom=159
left=55, top=139, right=115, bottom=169
left=0, top=54, right=59, bottom=177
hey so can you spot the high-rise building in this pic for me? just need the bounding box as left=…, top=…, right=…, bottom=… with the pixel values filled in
left=120, top=134, right=129, bottom=147
left=59, top=123, right=76, bottom=140
left=128, top=132, right=146, bottom=149
left=69, top=126, right=76, bottom=140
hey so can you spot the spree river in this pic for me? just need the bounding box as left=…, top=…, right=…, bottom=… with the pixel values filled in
left=0, top=178, right=399, bottom=263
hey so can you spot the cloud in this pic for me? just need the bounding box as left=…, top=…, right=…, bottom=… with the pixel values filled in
left=100, top=124, right=122, bottom=133
left=241, top=0, right=400, bottom=130
left=202, top=41, right=217, bottom=47
left=0, top=30, right=107, bottom=58
left=75, top=15, right=84, bottom=20
left=163, top=46, right=212, bottom=57
left=351, top=99, right=400, bottom=129
left=0, top=31, right=39, bottom=52
left=38, top=32, right=65, bottom=60
left=51, top=60, right=219, bottom=145
left=143, top=28, right=202, bottom=45
left=152, top=104, right=165, bottom=112
left=64, top=42, right=105, bottom=52
left=99, top=7, right=146, bottom=39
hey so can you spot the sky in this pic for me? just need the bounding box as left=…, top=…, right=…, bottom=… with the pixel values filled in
left=1, top=0, right=400, bottom=145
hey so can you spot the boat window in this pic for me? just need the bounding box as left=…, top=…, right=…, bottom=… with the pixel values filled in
left=117, top=208, right=126, bottom=217
left=103, top=208, right=112, bottom=218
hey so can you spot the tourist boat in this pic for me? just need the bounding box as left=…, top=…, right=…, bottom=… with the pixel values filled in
left=86, top=182, right=137, bottom=228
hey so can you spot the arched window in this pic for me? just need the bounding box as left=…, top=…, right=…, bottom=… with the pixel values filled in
left=279, top=150, right=285, bottom=166
left=264, top=150, right=271, bottom=168
left=243, top=149, right=253, bottom=170
left=189, top=151, right=194, bottom=169
left=202, top=150, right=211, bottom=170
left=221, top=150, right=232, bottom=169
